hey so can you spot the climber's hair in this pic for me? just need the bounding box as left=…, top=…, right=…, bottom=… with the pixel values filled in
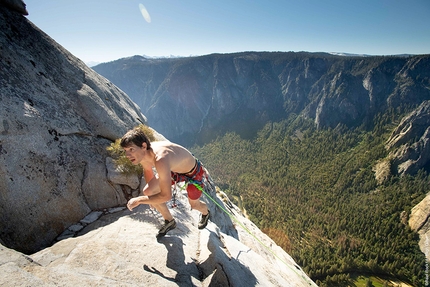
left=120, top=127, right=151, bottom=150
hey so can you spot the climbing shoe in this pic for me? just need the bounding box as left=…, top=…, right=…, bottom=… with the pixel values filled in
left=198, top=210, right=210, bottom=230
left=156, top=219, right=176, bottom=239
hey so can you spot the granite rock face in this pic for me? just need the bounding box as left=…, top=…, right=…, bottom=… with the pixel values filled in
left=386, top=100, right=430, bottom=175
left=408, top=192, right=430, bottom=261
left=0, top=179, right=317, bottom=287
left=0, top=5, right=146, bottom=253
left=0, top=0, right=28, bottom=15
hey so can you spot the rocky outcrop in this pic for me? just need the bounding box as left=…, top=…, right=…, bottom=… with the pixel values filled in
left=0, top=180, right=317, bottom=286
left=0, top=0, right=28, bottom=15
left=409, top=192, right=430, bottom=261
left=0, top=5, right=146, bottom=253
left=386, top=100, right=430, bottom=175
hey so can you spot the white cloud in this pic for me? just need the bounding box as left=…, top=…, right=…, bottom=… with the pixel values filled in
left=139, top=3, right=151, bottom=23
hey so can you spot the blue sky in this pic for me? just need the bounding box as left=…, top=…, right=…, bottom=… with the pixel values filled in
left=25, top=0, right=430, bottom=64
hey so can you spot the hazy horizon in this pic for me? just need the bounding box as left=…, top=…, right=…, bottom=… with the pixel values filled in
left=24, top=0, right=430, bottom=64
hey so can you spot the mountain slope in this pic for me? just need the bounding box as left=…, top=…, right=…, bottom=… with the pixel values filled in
left=93, top=53, right=430, bottom=147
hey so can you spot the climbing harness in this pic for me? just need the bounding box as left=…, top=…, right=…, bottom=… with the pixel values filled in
left=170, top=159, right=208, bottom=208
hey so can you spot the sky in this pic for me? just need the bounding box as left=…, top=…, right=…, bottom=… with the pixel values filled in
left=24, top=0, right=430, bottom=65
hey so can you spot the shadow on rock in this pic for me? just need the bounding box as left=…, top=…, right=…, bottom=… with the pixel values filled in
left=144, top=236, right=201, bottom=287
left=198, top=230, right=258, bottom=287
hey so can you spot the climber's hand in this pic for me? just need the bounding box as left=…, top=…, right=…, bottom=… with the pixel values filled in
left=127, top=198, right=140, bottom=211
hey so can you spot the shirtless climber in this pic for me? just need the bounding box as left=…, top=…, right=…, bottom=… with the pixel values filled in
left=120, top=127, right=210, bottom=238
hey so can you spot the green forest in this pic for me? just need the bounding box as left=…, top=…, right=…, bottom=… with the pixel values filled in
left=191, top=112, right=428, bottom=286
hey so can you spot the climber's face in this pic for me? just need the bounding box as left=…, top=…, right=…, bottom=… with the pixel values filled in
left=123, top=143, right=146, bottom=165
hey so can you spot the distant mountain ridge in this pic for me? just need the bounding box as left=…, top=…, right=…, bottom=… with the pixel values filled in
left=92, top=52, right=430, bottom=147
left=328, top=52, right=416, bottom=57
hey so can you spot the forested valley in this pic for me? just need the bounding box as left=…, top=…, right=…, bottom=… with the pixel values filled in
left=192, top=110, right=428, bottom=286
left=94, top=51, right=430, bottom=286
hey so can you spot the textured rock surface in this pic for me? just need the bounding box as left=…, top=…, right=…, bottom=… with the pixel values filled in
left=0, top=0, right=28, bottom=15
left=409, top=192, right=430, bottom=232
left=386, top=100, right=430, bottom=175
left=0, top=184, right=317, bottom=287
left=409, top=192, right=430, bottom=261
left=0, top=5, right=146, bottom=253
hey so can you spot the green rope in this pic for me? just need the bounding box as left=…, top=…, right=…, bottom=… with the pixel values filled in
left=189, top=181, right=314, bottom=286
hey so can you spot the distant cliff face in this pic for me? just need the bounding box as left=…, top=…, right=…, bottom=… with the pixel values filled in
left=386, top=100, right=430, bottom=175
left=93, top=53, right=430, bottom=146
